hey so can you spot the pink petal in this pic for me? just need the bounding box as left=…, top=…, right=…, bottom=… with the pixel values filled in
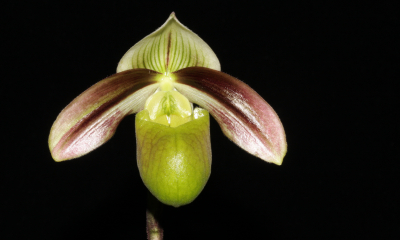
left=173, top=67, right=287, bottom=165
left=49, top=69, right=160, bottom=161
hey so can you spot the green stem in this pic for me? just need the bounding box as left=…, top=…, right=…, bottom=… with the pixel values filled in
left=146, top=192, right=164, bottom=240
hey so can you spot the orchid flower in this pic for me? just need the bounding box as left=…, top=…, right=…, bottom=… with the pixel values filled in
left=48, top=13, right=287, bottom=208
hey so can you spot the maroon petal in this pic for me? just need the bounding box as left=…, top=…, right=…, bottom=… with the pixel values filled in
left=49, top=69, right=160, bottom=161
left=173, top=67, right=287, bottom=165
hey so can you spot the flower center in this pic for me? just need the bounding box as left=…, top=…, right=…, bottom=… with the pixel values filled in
left=144, top=75, right=193, bottom=127
left=159, top=72, right=174, bottom=91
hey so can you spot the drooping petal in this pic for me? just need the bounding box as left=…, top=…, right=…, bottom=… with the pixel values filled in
left=173, top=67, right=287, bottom=165
left=136, top=108, right=211, bottom=207
left=117, top=12, right=220, bottom=74
left=49, top=69, right=161, bottom=162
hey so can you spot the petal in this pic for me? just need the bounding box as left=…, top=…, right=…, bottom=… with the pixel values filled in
left=136, top=108, right=211, bottom=207
left=117, top=12, right=220, bottom=74
left=172, top=67, right=287, bottom=165
left=49, top=69, right=161, bottom=162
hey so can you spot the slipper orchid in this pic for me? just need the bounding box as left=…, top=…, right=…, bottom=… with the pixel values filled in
left=49, top=13, right=287, bottom=207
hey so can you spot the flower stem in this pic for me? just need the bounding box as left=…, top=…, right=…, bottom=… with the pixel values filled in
left=146, top=192, right=164, bottom=240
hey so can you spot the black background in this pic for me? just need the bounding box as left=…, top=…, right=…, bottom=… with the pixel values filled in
left=2, top=1, right=399, bottom=239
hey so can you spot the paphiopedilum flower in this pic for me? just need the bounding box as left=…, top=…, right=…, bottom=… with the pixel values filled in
left=49, top=13, right=287, bottom=207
